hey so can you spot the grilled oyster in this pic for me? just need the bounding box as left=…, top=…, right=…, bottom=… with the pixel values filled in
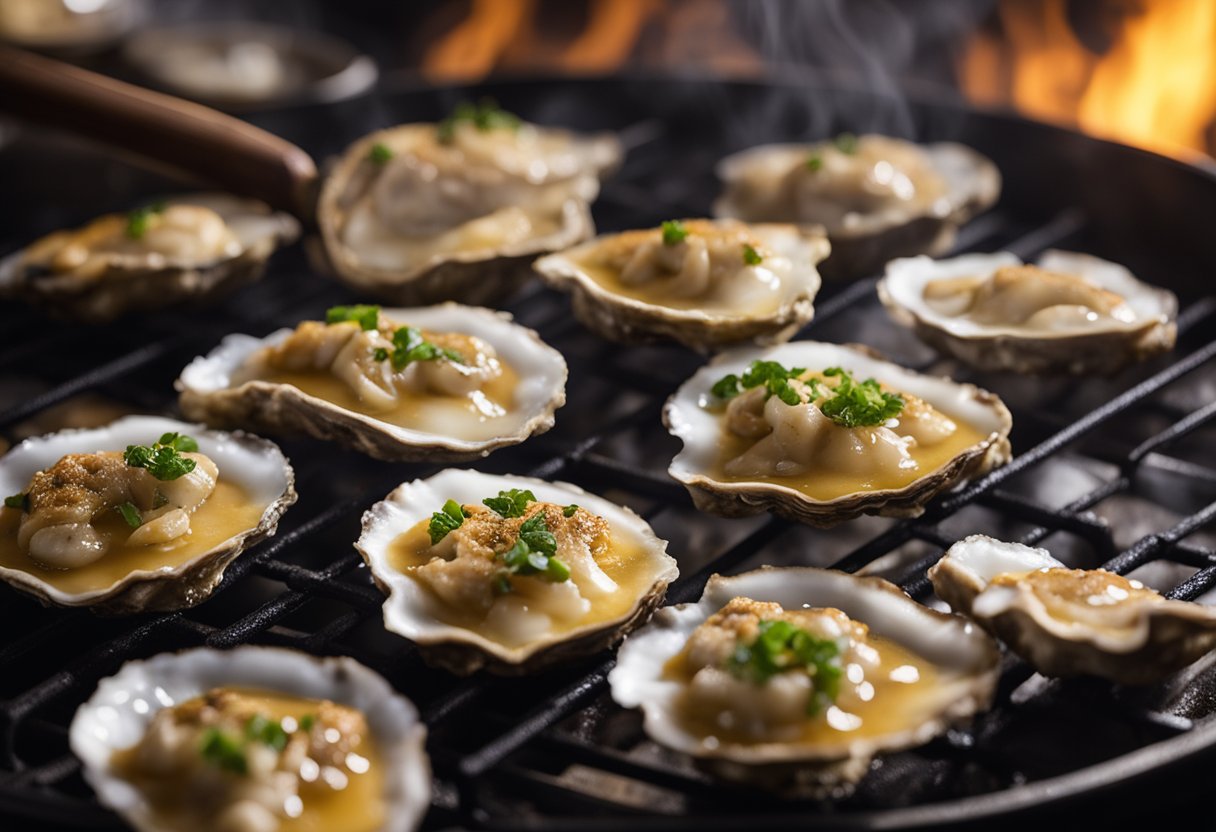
left=664, top=341, right=1012, bottom=527
left=0, top=193, right=299, bottom=322
left=0, top=416, right=295, bottom=614
left=929, top=535, right=1216, bottom=685
left=610, top=567, right=999, bottom=797
left=714, top=134, right=999, bottom=280
left=177, top=303, right=566, bottom=462
left=533, top=219, right=829, bottom=351
left=357, top=469, right=678, bottom=675
left=316, top=101, right=621, bottom=305
left=70, top=646, right=430, bottom=832
left=878, top=250, right=1178, bottom=374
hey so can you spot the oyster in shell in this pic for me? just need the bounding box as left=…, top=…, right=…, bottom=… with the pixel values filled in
left=610, top=567, right=1000, bottom=796
left=714, top=134, right=999, bottom=279
left=357, top=469, right=678, bottom=675
left=316, top=103, right=621, bottom=305
left=878, top=250, right=1178, bottom=374
left=70, top=646, right=430, bottom=832
left=0, top=415, right=295, bottom=614
left=929, top=535, right=1216, bottom=685
left=534, top=219, right=829, bottom=351
left=0, top=194, right=299, bottom=323
left=664, top=340, right=1012, bottom=527
left=177, top=303, right=567, bottom=462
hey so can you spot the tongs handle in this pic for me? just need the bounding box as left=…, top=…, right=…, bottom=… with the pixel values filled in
left=0, top=45, right=318, bottom=220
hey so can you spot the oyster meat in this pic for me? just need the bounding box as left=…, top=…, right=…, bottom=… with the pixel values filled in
left=929, top=535, right=1216, bottom=685
left=714, top=134, right=999, bottom=280
left=665, top=341, right=1012, bottom=526
left=879, top=250, right=1178, bottom=374
left=0, top=415, right=295, bottom=614
left=534, top=218, right=829, bottom=351
left=177, top=303, right=566, bottom=462
left=316, top=101, right=621, bottom=305
left=70, top=646, right=430, bottom=832
left=610, top=567, right=1000, bottom=796
left=357, top=469, right=678, bottom=675
left=0, top=193, right=299, bottom=322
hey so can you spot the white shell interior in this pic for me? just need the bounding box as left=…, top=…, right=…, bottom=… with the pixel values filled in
left=177, top=303, right=567, bottom=453
left=0, top=415, right=292, bottom=604
left=666, top=340, right=1008, bottom=500
left=358, top=469, right=678, bottom=663
left=69, top=646, right=430, bottom=832
left=610, top=567, right=996, bottom=762
left=881, top=249, right=1177, bottom=339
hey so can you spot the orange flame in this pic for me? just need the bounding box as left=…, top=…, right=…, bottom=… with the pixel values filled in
left=962, top=0, right=1216, bottom=159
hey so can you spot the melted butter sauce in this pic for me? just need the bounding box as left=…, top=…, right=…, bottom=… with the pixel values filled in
left=664, top=632, right=946, bottom=749
left=0, top=480, right=264, bottom=594
left=711, top=408, right=988, bottom=502
left=250, top=359, right=520, bottom=441
left=387, top=519, right=656, bottom=645
left=111, top=688, right=385, bottom=832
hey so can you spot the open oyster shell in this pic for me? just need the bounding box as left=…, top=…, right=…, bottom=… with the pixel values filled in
left=0, top=415, right=295, bottom=614
left=357, top=469, right=678, bottom=675
left=929, top=535, right=1216, bottom=685
left=714, top=136, right=999, bottom=280
left=533, top=219, right=829, bottom=351
left=664, top=341, right=1012, bottom=527
left=176, top=303, right=567, bottom=462
left=0, top=193, right=299, bottom=323
left=878, top=250, right=1178, bottom=374
left=70, top=646, right=430, bottom=832
left=316, top=120, right=621, bottom=305
left=610, top=567, right=1000, bottom=797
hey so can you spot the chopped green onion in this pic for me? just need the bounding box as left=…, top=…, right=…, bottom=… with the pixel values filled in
left=326, top=305, right=380, bottom=331
left=116, top=501, right=142, bottom=529
left=562, top=504, right=579, bottom=517
left=199, top=727, right=247, bottom=775
left=125, top=201, right=167, bottom=240
left=3, top=493, right=27, bottom=511
left=661, top=219, right=689, bottom=246
left=368, top=142, right=394, bottom=164
left=742, top=244, right=763, bottom=266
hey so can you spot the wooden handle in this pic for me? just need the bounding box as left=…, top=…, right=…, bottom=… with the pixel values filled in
left=0, top=45, right=318, bottom=220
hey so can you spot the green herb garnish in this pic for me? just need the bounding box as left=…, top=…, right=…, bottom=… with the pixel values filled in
left=428, top=499, right=468, bottom=545
left=245, top=713, right=290, bottom=752
left=116, top=501, right=142, bottom=529
left=499, top=512, right=570, bottom=585
left=3, top=493, right=27, bottom=511
left=562, top=504, right=579, bottom=517
left=368, top=142, right=394, bottom=164
left=661, top=219, right=689, bottom=246
left=484, top=488, right=536, bottom=519
left=817, top=367, right=905, bottom=428
left=123, top=435, right=198, bottom=482
left=711, top=360, right=807, bottom=407
left=833, top=132, right=859, bottom=154
left=437, top=98, right=522, bottom=143
left=377, top=326, right=464, bottom=372
left=125, top=201, right=167, bottom=240
left=326, top=304, right=380, bottom=331
left=727, top=619, right=843, bottom=715
left=742, top=244, right=763, bottom=266
left=299, top=714, right=316, bottom=732
left=806, top=154, right=823, bottom=171
left=199, top=727, right=247, bottom=775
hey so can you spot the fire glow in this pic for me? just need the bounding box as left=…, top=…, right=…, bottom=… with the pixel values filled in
left=962, top=0, right=1216, bottom=159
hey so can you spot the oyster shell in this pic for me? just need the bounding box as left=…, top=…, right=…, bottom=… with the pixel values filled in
left=533, top=219, right=829, bottom=351
left=356, top=469, right=678, bottom=675
left=177, top=303, right=567, bottom=462
left=70, top=646, right=430, bottom=832
left=316, top=111, right=621, bottom=305
left=664, top=340, right=1012, bottom=527
left=609, top=567, right=1000, bottom=797
left=0, top=415, right=295, bottom=614
left=0, top=193, right=299, bottom=323
left=929, top=535, right=1216, bottom=685
left=878, top=250, right=1178, bottom=374
left=714, top=135, right=999, bottom=279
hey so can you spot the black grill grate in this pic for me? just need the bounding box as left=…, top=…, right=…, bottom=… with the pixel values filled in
left=1, top=77, right=1215, bottom=830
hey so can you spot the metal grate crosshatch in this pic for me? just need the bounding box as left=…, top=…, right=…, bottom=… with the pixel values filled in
left=0, top=77, right=1214, bottom=830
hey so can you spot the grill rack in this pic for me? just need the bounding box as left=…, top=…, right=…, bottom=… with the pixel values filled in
left=1, top=77, right=1215, bottom=830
